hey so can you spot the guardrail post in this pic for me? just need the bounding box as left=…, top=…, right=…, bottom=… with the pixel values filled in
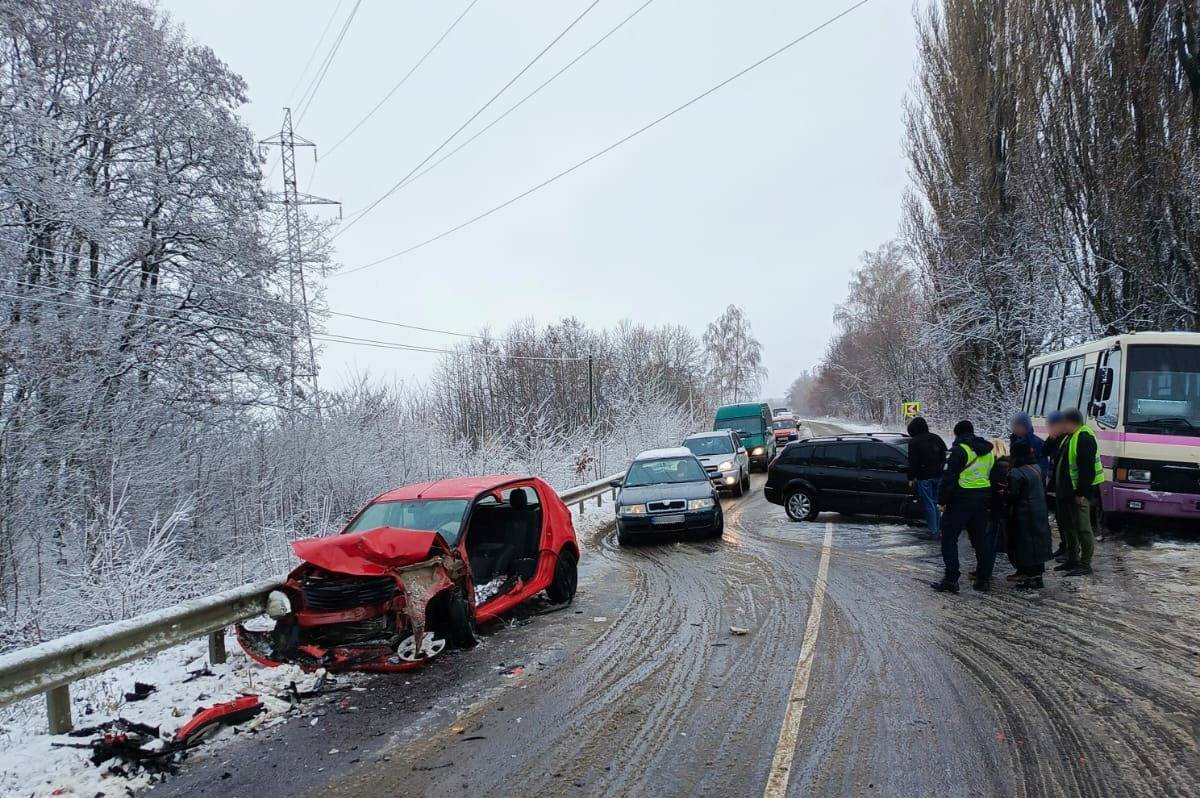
left=46, top=685, right=72, bottom=734
left=208, top=629, right=227, bottom=665
left=577, top=499, right=584, bottom=516
left=596, top=493, right=602, bottom=508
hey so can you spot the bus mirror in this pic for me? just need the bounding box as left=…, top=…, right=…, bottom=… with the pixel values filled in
left=1095, top=368, right=1114, bottom=401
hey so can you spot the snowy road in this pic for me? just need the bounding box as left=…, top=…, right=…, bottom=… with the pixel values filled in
left=150, top=422, right=1200, bottom=798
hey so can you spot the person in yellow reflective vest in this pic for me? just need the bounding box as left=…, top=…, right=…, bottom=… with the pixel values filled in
left=1053, top=408, right=1102, bottom=576
left=931, top=420, right=997, bottom=593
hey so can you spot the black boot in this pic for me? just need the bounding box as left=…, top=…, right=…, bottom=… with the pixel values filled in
left=972, top=579, right=991, bottom=592
left=1052, top=544, right=1066, bottom=559
left=1053, top=560, right=1080, bottom=572
left=1064, top=563, right=1094, bottom=576
left=931, top=578, right=959, bottom=593
left=1016, top=576, right=1044, bottom=590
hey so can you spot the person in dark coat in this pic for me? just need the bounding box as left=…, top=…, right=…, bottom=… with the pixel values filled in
left=1007, top=439, right=1053, bottom=589
left=1010, top=413, right=1048, bottom=481
left=1042, top=411, right=1067, bottom=558
left=906, top=416, right=947, bottom=539
left=932, top=420, right=996, bottom=593
left=987, top=439, right=1012, bottom=578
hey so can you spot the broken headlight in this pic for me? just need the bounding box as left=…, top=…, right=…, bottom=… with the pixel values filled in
left=620, top=503, right=647, bottom=515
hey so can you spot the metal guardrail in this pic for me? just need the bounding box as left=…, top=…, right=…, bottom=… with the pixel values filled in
left=0, top=473, right=624, bottom=734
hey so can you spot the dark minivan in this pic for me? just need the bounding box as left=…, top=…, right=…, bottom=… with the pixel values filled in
left=764, top=433, right=918, bottom=522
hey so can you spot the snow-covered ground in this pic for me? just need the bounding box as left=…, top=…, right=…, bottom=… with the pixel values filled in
left=0, top=627, right=331, bottom=797
left=0, top=502, right=615, bottom=798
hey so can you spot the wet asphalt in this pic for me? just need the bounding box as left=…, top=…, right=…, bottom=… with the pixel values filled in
left=151, top=421, right=1200, bottom=798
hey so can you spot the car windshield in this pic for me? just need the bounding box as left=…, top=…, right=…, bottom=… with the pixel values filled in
left=717, top=417, right=763, bottom=437
left=1125, top=345, right=1200, bottom=432
left=345, top=499, right=471, bottom=545
left=624, top=457, right=707, bottom=487
left=684, top=436, right=733, bottom=456
left=772, top=419, right=797, bottom=430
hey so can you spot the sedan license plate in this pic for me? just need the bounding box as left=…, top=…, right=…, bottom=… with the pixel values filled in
left=651, top=513, right=685, bottom=525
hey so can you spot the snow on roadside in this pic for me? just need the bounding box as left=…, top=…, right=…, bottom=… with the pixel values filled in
left=0, top=629, right=330, bottom=798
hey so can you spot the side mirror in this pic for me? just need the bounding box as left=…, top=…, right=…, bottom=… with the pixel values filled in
left=1095, top=368, right=1114, bottom=401
left=737, top=447, right=747, bottom=455
left=609, top=479, right=623, bottom=489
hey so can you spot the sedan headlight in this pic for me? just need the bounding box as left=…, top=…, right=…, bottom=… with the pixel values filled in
left=688, top=498, right=715, bottom=511
left=717, top=460, right=734, bottom=471
left=751, top=447, right=765, bottom=456
left=620, top=503, right=647, bottom=515
left=1127, top=469, right=1152, bottom=483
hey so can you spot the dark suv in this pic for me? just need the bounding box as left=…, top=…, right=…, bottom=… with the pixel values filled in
left=764, top=433, right=917, bottom=522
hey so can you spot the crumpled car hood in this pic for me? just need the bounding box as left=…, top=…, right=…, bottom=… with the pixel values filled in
left=292, top=527, right=444, bottom=576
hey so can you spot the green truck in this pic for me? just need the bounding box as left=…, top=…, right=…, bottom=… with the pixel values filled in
left=713, top=402, right=777, bottom=471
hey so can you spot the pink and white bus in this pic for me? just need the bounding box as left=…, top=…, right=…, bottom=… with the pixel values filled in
left=1022, top=332, right=1200, bottom=526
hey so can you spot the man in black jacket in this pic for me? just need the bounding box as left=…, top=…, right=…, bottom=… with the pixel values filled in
left=932, top=420, right=996, bottom=593
left=906, top=416, right=947, bottom=539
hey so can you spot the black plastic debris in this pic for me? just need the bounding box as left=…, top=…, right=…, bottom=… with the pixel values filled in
left=124, top=681, right=157, bottom=702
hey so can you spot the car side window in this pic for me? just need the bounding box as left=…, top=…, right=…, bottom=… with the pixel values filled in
left=502, top=486, right=540, bottom=507
left=780, top=445, right=810, bottom=465
left=861, top=442, right=906, bottom=471
left=814, top=443, right=857, bottom=468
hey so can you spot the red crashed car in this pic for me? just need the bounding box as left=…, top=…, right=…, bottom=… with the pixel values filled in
left=237, top=475, right=580, bottom=673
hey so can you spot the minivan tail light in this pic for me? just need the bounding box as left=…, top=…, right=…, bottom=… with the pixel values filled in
left=767, top=453, right=781, bottom=471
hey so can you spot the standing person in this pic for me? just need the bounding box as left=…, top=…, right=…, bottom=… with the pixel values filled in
left=1007, top=439, right=1053, bottom=589
left=931, top=420, right=996, bottom=593
left=1055, top=409, right=1102, bottom=576
left=907, top=416, right=948, bottom=540
left=1010, top=413, right=1049, bottom=481
left=987, top=439, right=1012, bottom=580
left=1042, top=411, right=1068, bottom=559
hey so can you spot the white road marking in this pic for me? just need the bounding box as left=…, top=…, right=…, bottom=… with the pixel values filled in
left=763, top=521, right=834, bottom=798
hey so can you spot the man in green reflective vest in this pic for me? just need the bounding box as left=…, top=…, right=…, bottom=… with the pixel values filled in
left=1054, top=408, right=1103, bottom=576
left=932, top=420, right=997, bottom=593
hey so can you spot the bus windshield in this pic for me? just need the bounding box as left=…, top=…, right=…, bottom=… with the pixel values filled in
left=1125, top=345, right=1200, bottom=432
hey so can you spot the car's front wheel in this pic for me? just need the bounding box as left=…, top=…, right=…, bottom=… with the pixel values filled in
left=785, top=488, right=819, bottom=522
left=545, top=548, right=578, bottom=604
left=732, top=470, right=745, bottom=497
left=710, top=505, right=725, bottom=539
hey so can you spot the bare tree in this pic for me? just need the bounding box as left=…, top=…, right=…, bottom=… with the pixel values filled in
left=703, top=305, right=766, bottom=403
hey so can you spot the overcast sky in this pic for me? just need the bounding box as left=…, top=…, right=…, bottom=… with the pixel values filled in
left=159, top=0, right=917, bottom=398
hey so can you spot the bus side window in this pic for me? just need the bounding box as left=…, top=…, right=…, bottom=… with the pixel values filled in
left=1040, top=361, right=1064, bottom=415
left=1026, top=365, right=1044, bottom=414
left=1098, top=349, right=1121, bottom=427
left=1080, top=367, right=1095, bottom=414
left=1060, top=357, right=1085, bottom=411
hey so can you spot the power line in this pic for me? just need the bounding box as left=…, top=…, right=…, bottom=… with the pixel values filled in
left=334, top=0, right=872, bottom=278
left=295, top=0, right=366, bottom=125
left=323, top=0, right=483, bottom=159
left=363, top=0, right=659, bottom=201
left=0, top=287, right=591, bottom=362
left=285, top=0, right=349, bottom=107
left=333, top=0, right=604, bottom=239
left=0, top=235, right=500, bottom=342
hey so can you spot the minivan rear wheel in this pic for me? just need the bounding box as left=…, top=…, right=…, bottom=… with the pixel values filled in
left=785, top=488, right=818, bottom=522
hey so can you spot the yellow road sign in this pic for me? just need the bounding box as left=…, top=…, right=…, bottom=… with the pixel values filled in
left=901, top=401, right=921, bottom=418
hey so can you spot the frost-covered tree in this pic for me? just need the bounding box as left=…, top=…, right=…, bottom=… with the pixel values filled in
left=703, top=304, right=766, bottom=404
